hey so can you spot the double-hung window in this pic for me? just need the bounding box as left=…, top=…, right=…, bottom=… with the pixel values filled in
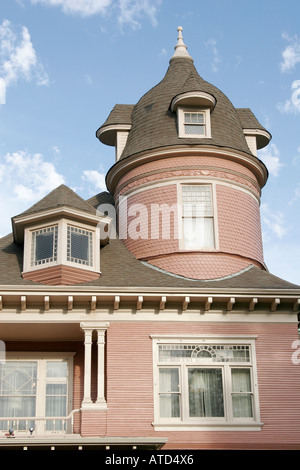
left=178, top=108, right=211, bottom=138
left=181, top=185, right=215, bottom=249
left=152, top=336, right=261, bottom=431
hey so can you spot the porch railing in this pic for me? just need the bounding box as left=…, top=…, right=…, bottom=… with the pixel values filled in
left=0, top=409, right=81, bottom=435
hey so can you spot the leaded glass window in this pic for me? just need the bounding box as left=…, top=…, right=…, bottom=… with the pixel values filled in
left=156, top=340, right=257, bottom=425
left=31, top=226, right=58, bottom=266
left=67, top=226, right=93, bottom=266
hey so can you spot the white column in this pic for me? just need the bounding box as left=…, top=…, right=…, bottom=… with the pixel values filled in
left=96, top=328, right=107, bottom=407
left=80, top=322, right=109, bottom=410
left=82, top=328, right=93, bottom=406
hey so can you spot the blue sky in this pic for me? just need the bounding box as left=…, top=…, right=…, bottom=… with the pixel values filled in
left=0, top=0, right=299, bottom=285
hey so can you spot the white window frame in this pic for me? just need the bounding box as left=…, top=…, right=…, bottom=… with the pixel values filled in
left=151, top=335, right=262, bottom=431
left=178, top=108, right=211, bottom=139
left=23, top=219, right=100, bottom=274
left=0, top=352, right=75, bottom=435
left=178, top=183, right=218, bottom=251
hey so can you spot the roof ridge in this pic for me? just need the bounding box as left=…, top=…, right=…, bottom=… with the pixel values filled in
left=14, top=184, right=96, bottom=218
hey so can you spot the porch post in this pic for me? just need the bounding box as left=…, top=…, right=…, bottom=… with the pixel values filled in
left=80, top=322, right=110, bottom=410
left=96, top=327, right=107, bottom=407
left=82, top=327, right=93, bottom=406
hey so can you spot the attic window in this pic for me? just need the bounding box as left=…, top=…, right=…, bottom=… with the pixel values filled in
left=67, top=226, right=93, bottom=266
left=178, top=108, right=211, bottom=138
left=31, top=226, right=58, bottom=266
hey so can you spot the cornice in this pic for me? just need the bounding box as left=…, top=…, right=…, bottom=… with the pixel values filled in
left=106, top=145, right=268, bottom=195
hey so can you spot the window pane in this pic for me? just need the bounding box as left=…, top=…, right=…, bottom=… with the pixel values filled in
left=182, top=185, right=212, bottom=217
left=159, top=368, right=179, bottom=393
left=159, top=368, right=180, bottom=418
left=231, top=369, right=253, bottom=418
left=184, top=124, right=205, bottom=135
left=0, top=362, right=37, bottom=430
left=32, top=226, right=58, bottom=265
left=46, top=384, right=67, bottom=431
left=67, top=226, right=93, bottom=265
left=160, top=394, right=180, bottom=418
left=183, top=217, right=214, bottom=249
left=36, top=233, right=53, bottom=261
left=188, top=368, right=224, bottom=417
left=71, top=232, right=89, bottom=261
left=46, top=361, right=68, bottom=378
left=184, top=113, right=204, bottom=124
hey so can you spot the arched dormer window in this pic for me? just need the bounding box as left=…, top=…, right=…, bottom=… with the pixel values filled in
left=170, top=91, right=216, bottom=140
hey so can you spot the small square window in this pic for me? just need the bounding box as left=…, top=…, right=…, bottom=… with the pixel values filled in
left=178, top=108, right=211, bottom=138
left=31, top=226, right=58, bottom=266
left=67, top=226, right=93, bottom=266
left=184, top=112, right=205, bottom=135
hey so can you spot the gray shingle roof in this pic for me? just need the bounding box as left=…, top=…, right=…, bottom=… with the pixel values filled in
left=13, top=184, right=97, bottom=219
left=102, top=56, right=265, bottom=162
left=0, top=231, right=299, bottom=290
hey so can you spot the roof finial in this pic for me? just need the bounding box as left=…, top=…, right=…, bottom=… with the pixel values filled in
left=171, top=26, right=193, bottom=60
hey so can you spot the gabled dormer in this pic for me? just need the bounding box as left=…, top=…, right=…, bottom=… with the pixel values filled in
left=12, top=185, right=110, bottom=285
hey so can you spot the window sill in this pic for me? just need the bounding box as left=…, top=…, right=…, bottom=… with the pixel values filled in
left=152, top=421, right=263, bottom=432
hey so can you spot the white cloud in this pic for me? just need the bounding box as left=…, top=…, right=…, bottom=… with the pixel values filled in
left=258, top=143, right=284, bottom=177
left=205, top=39, right=221, bottom=72
left=30, top=0, right=161, bottom=28
left=82, top=169, right=106, bottom=193
left=0, top=150, right=65, bottom=236
left=0, top=19, right=49, bottom=104
left=30, top=0, right=112, bottom=16
left=280, top=33, right=300, bottom=72
left=261, top=203, right=288, bottom=241
left=117, top=0, right=161, bottom=29
left=2, top=150, right=65, bottom=201
left=277, top=80, right=300, bottom=114
left=289, top=183, right=300, bottom=206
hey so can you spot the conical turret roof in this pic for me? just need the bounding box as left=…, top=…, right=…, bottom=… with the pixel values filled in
left=102, top=27, right=268, bottom=162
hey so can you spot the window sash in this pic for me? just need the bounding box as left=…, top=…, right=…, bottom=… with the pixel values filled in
left=181, top=185, right=215, bottom=249
left=183, top=112, right=206, bottom=136
left=0, top=358, right=70, bottom=433
left=31, top=226, right=58, bottom=266
left=157, top=342, right=255, bottom=423
left=67, top=226, right=93, bottom=266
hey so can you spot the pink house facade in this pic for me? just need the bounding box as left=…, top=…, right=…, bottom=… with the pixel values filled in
left=0, top=27, right=300, bottom=451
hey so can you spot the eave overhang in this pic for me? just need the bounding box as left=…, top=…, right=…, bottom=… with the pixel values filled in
left=97, top=124, right=132, bottom=146
left=106, top=145, right=269, bottom=195
left=170, top=91, right=217, bottom=112
left=0, top=436, right=168, bottom=451
left=12, top=206, right=112, bottom=245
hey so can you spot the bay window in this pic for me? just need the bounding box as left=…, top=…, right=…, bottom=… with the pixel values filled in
left=23, top=219, right=100, bottom=274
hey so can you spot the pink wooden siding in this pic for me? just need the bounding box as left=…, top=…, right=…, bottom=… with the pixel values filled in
left=104, top=321, right=300, bottom=450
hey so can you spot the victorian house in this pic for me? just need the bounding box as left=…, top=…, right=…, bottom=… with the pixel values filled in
left=0, top=27, right=299, bottom=450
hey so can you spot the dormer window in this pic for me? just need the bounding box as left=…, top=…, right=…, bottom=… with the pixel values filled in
left=183, top=111, right=205, bottom=136
left=31, top=225, right=58, bottom=266
left=178, top=108, right=211, bottom=138
left=24, top=219, right=99, bottom=274
left=67, top=226, right=93, bottom=266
